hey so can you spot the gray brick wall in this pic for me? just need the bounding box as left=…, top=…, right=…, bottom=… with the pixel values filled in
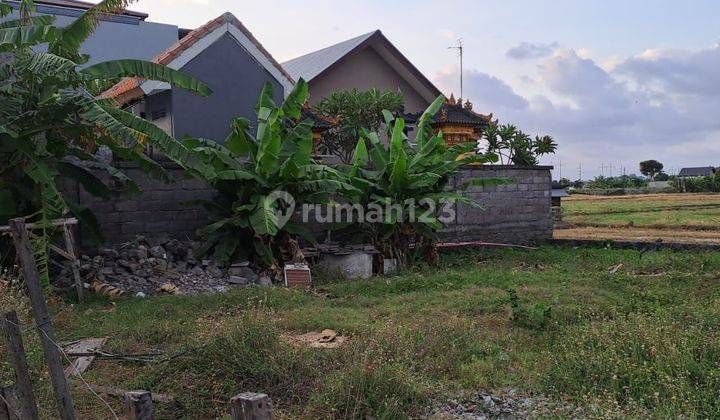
left=64, top=161, right=214, bottom=245
left=69, top=163, right=552, bottom=246
left=440, top=165, right=553, bottom=244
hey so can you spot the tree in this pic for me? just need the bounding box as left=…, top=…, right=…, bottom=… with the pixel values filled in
left=313, top=88, right=404, bottom=163
left=339, top=96, right=507, bottom=266
left=0, top=0, right=213, bottom=279
left=186, top=80, right=357, bottom=277
left=482, top=124, right=557, bottom=165
left=639, top=160, right=664, bottom=180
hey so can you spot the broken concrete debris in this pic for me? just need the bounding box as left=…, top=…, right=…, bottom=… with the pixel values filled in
left=51, top=236, right=271, bottom=296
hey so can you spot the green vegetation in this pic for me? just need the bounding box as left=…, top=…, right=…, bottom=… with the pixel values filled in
left=184, top=80, right=355, bottom=269
left=481, top=123, right=556, bottom=165
left=0, top=0, right=212, bottom=279
left=4, top=246, right=720, bottom=418
left=338, top=96, right=504, bottom=265
left=313, top=88, right=404, bottom=163
left=583, top=175, right=649, bottom=189
left=564, top=193, right=720, bottom=230
left=675, top=172, right=720, bottom=192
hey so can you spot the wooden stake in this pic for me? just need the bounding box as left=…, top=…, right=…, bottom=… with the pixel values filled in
left=0, top=386, right=20, bottom=420
left=1, top=311, right=39, bottom=420
left=123, top=391, right=154, bottom=420
left=61, top=225, right=83, bottom=303
left=229, top=393, right=274, bottom=420
left=9, top=218, right=76, bottom=420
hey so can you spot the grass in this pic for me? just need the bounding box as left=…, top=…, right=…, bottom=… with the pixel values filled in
left=3, top=245, right=720, bottom=418
left=560, top=193, right=720, bottom=244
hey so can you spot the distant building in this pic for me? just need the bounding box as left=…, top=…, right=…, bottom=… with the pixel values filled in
left=677, top=167, right=715, bottom=178
left=2, top=0, right=178, bottom=65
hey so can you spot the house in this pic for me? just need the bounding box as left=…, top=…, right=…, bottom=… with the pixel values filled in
left=2, top=0, right=178, bottom=65
left=677, top=167, right=715, bottom=178
left=282, top=30, right=442, bottom=114
left=551, top=182, right=570, bottom=208
left=102, top=13, right=294, bottom=143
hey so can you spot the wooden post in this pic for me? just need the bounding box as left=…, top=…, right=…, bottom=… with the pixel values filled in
left=229, top=393, right=274, bottom=420
left=61, top=225, right=83, bottom=303
left=123, top=391, right=154, bottom=420
left=1, top=311, right=39, bottom=420
left=8, top=218, right=76, bottom=420
left=0, top=386, right=20, bottom=420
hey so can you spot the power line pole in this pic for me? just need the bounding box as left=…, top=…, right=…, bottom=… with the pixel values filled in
left=577, top=163, right=582, bottom=181
left=448, top=39, right=464, bottom=98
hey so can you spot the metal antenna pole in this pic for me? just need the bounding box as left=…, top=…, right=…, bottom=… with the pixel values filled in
left=448, top=39, right=464, bottom=98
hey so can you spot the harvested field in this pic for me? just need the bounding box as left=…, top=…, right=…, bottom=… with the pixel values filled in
left=558, top=193, right=720, bottom=244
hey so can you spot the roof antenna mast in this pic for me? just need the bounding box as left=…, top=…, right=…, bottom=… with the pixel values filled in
left=448, top=38, right=464, bottom=99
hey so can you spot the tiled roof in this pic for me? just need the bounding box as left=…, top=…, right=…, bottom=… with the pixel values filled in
left=301, top=107, right=335, bottom=130
left=404, top=100, right=491, bottom=128
left=28, top=0, right=148, bottom=19
left=678, top=167, right=715, bottom=177
left=101, top=12, right=294, bottom=105
left=282, top=31, right=376, bottom=82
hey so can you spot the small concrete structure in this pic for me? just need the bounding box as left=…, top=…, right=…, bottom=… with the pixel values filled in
left=317, top=252, right=373, bottom=280
left=383, top=258, right=398, bottom=275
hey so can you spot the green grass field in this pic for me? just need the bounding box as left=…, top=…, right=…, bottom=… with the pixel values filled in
left=3, top=246, right=720, bottom=418
left=558, top=193, right=720, bottom=244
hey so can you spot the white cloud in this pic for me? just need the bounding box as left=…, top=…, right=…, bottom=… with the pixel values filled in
left=506, top=42, right=559, bottom=60
left=434, top=46, right=720, bottom=178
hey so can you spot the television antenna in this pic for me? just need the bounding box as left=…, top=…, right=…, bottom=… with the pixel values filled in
left=448, top=38, right=464, bottom=99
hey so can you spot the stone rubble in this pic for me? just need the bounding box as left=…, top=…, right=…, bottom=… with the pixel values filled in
left=427, top=389, right=585, bottom=419
left=53, top=236, right=272, bottom=296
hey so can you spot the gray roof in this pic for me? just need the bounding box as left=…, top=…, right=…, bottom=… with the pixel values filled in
left=678, top=167, right=715, bottom=177
left=282, top=31, right=376, bottom=82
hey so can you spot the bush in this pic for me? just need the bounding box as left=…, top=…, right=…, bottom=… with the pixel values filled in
left=675, top=175, right=720, bottom=192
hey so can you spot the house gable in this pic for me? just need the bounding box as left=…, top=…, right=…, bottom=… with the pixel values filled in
left=170, top=32, right=284, bottom=142
left=282, top=30, right=442, bottom=113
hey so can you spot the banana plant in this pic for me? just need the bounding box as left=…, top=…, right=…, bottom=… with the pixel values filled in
left=0, top=0, right=213, bottom=282
left=186, top=79, right=357, bottom=274
left=340, top=96, right=508, bottom=266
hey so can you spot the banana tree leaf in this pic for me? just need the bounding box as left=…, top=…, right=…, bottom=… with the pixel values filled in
left=0, top=25, right=57, bottom=47
left=254, top=82, right=276, bottom=112
left=106, top=143, right=170, bottom=183
left=414, top=95, right=444, bottom=149
left=68, top=203, right=103, bottom=246
left=249, top=195, right=279, bottom=236
left=81, top=59, right=212, bottom=97
left=216, top=169, right=255, bottom=181
left=0, top=15, right=55, bottom=29
left=224, top=117, right=257, bottom=160
left=0, top=190, right=16, bottom=217
left=55, top=161, right=111, bottom=199
left=102, top=106, right=216, bottom=179
left=281, top=78, right=308, bottom=119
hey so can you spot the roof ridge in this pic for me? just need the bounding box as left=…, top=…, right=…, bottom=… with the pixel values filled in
left=101, top=11, right=294, bottom=104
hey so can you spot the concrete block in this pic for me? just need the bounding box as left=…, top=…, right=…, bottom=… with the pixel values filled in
left=317, top=252, right=373, bottom=280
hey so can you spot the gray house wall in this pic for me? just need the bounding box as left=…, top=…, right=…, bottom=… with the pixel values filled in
left=170, top=33, right=284, bottom=142
left=307, top=46, right=430, bottom=113
left=2, top=5, right=178, bottom=65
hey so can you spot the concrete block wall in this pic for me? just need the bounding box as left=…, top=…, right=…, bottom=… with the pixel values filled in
left=440, top=165, right=553, bottom=244
left=64, top=161, right=214, bottom=245
left=69, top=162, right=552, bottom=246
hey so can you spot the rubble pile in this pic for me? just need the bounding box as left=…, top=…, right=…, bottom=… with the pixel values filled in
left=53, top=236, right=272, bottom=296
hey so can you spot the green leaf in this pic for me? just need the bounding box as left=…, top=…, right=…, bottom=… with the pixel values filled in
left=249, top=196, right=279, bottom=236
left=281, top=78, right=308, bottom=119
left=0, top=15, right=55, bottom=29
left=81, top=59, right=212, bottom=97
left=55, top=161, right=111, bottom=199
left=414, top=95, right=444, bottom=148
left=0, top=25, right=57, bottom=48
left=224, top=117, right=257, bottom=159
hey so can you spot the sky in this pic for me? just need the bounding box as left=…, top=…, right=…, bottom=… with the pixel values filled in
left=132, top=0, right=720, bottom=180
